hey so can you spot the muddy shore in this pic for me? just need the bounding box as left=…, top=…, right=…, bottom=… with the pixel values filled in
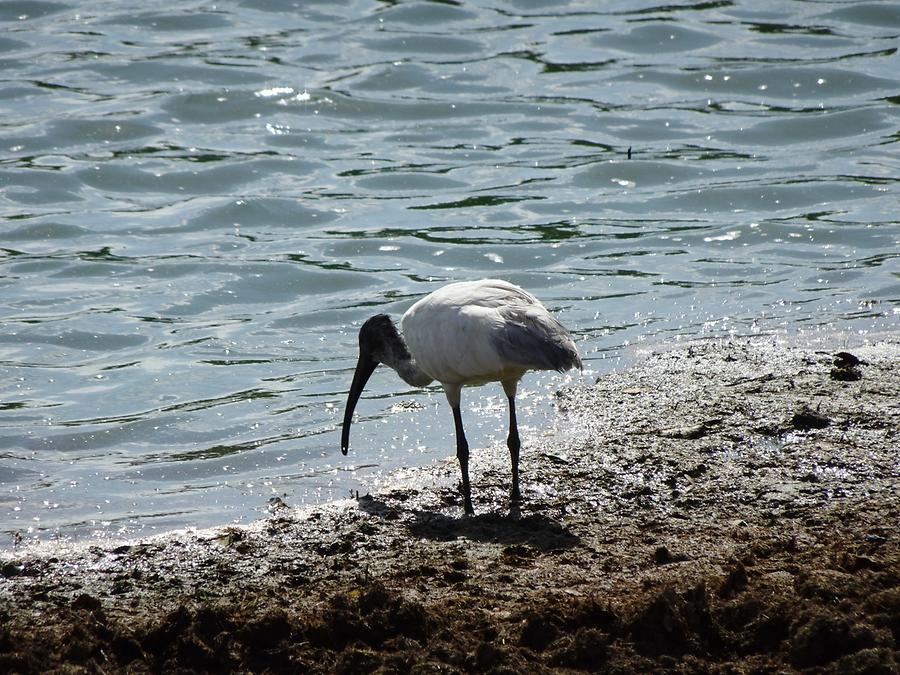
left=2, top=338, right=898, bottom=673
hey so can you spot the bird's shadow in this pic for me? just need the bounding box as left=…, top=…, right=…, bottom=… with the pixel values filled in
left=357, top=495, right=580, bottom=551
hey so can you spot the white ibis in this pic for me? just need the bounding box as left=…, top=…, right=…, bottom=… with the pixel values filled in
left=340, top=279, right=581, bottom=514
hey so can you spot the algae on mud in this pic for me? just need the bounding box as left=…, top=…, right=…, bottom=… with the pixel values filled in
left=1, top=338, right=898, bottom=673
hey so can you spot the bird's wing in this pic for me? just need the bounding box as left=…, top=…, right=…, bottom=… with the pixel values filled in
left=490, top=304, right=582, bottom=373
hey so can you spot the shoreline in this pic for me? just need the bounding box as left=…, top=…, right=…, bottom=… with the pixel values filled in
left=2, top=337, right=898, bottom=673
left=4, top=327, right=893, bottom=557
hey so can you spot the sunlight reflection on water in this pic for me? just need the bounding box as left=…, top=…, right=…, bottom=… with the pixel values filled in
left=0, top=0, right=898, bottom=547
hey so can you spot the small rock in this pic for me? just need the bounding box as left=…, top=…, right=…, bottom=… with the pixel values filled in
left=831, top=366, right=862, bottom=381
left=660, top=423, right=707, bottom=439
left=267, top=496, right=289, bottom=512
left=1, top=561, right=22, bottom=577
left=830, top=351, right=863, bottom=381
left=791, top=409, right=830, bottom=431
left=72, top=593, right=102, bottom=613
left=833, top=351, right=860, bottom=368
left=654, top=546, right=672, bottom=565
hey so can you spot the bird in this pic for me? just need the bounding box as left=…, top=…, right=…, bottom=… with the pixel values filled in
left=340, top=279, right=581, bottom=515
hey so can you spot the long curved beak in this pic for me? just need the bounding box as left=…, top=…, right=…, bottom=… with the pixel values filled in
left=340, top=356, right=378, bottom=455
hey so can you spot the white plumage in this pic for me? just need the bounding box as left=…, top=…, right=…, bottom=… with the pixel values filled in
left=341, top=279, right=581, bottom=514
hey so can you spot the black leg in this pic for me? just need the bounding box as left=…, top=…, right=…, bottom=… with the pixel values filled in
left=507, top=395, right=522, bottom=502
left=452, top=405, right=474, bottom=515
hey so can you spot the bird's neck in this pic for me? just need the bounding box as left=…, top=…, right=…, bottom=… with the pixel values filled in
left=394, top=359, right=434, bottom=388
left=379, top=324, right=434, bottom=388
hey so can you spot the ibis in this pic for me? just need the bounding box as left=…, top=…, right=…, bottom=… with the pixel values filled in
left=340, top=279, right=581, bottom=514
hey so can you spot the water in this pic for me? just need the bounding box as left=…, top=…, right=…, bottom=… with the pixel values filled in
left=1, top=0, right=898, bottom=549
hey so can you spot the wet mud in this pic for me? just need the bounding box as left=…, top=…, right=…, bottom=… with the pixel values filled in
left=2, top=338, right=898, bottom=673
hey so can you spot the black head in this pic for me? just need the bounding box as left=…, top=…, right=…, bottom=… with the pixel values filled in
left=358, top=314, right=409, bottom=364
left=341, top=314, right=404, bottom=455
left=359, top=314, right=394, bottom=352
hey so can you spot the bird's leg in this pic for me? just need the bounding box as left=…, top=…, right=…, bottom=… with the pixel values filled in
left=502, top=380, right=522, bottom=504
left=451, top=405, right=474, bottom=515
left=507, top=395, right=522, bottom=503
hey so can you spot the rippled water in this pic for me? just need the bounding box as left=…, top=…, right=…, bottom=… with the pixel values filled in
left=2, top=0, right=898, bottom=548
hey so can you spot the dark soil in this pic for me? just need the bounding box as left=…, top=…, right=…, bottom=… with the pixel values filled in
left=1, top=338, right=898, bottom=673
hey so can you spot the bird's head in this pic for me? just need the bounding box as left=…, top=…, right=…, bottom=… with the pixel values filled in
left=340, top=314, right=404, bottom=455
left=357, top=314, right=398, bottom=364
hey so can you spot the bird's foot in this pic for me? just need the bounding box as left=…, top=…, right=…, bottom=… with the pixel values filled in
left=508, top=489, right=523, bottom=519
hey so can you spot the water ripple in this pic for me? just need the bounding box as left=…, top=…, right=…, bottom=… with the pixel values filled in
left=1, top=0, right=898, bottom=547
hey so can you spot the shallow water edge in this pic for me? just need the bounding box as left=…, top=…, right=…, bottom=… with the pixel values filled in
left=1, top=336, right=898, bottom=672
